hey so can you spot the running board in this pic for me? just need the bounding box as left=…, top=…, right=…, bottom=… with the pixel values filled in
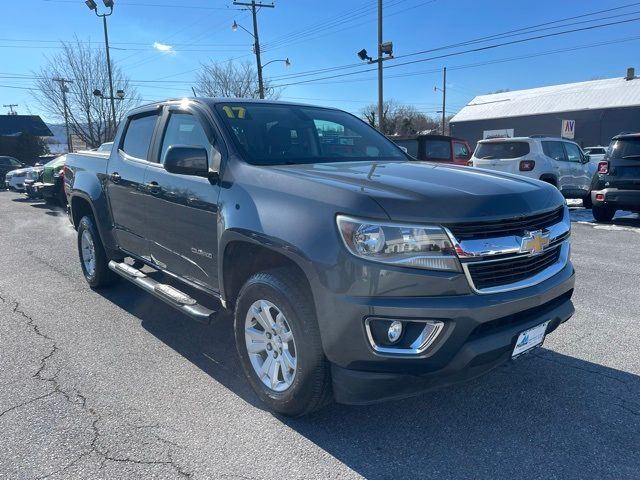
left=108, top=261, right=216, bottom=324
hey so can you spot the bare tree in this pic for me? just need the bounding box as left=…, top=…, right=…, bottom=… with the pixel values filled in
left=361, top=100, right=439, bottom=135
left=33, top=38, right=140, bottom=148
left=195, top=60, right=280, bottom=99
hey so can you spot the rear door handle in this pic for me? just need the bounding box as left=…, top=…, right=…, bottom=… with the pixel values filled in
left=110, top=172, right=121, bottom=183
left=146, top=181, right=161, bottom=194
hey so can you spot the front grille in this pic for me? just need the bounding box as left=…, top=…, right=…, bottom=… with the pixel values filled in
left=446, top=207, right=564, bottom=240
left=466, top=244, right=562, bottom=290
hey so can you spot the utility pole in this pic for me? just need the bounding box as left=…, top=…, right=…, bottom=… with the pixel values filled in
left=233, top=1, right=274, bottom=99
left=53, top=77, right=74, bottom=153
left=102, top=14, right=117, bottom=134
left=377, top=0, right=383, bottom=133
left=3, top=104, right=18, bottom=115
left=441, top=67, right=447, bottom=135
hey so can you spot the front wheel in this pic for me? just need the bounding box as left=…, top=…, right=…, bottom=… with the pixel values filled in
left=77, top=215, right=120, bottom=288
left=234, top=267, right=332, bottom=416
left=592, top=205, right=615, bottom=222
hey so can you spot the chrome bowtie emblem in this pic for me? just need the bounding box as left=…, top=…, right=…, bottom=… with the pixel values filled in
left=520, top=230, right=550, bottom=255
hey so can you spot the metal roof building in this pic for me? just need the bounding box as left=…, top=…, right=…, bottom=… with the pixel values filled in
left=450, top=69, right=640, bottom=148
left=0, top=115, right=53, bottom=137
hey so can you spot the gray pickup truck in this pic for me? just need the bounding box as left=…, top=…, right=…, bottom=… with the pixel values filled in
left=64, top=98, right=575, bottom=416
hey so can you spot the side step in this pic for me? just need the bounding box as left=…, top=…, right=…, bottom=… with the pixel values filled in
left=108, top=261, right=217, bottom=324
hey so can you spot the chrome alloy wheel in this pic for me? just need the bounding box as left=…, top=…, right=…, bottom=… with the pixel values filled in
left=244, top=299, right=297, bottom=392
left=80, top=229, right=96, bottom=277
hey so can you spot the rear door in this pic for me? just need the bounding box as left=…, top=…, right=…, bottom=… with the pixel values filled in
left=541, top=141, right=567, bottom=188
left=142, top=105, right=222, bottom=291
left=106, top=110, right=161, bottom=257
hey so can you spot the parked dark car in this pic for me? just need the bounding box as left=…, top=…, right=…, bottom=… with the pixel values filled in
left=389, top=134, right=472, bottom=165
left=590, top=132, right=640, bottom=221
left=65, top=98, right=574, bottom=416
left=1, top=156, right=25, bottom=188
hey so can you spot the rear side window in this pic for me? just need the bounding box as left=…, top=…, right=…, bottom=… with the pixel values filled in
left=424, top=139, right=452, bottom=160
left=475, top=141, right=529, bottom=159
left=453, top=142, right=471, bottom=160
left=394, top=139, right=419, bottom=158
left=121, top=114, right=159, bottom=160
left=542, top=141, right=566, bottom=161
left=610, top=138, right=640, bottom=159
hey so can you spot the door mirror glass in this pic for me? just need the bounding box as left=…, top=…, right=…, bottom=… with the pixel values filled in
left=583, top=153, right=591, bottom=163
left=164, top=146, right=209, bottom=176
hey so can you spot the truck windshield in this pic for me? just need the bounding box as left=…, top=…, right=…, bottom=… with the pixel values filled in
left=215, top=103, right=405, bottom=165
left=475, top=141, right=530, bottom=159
left=610, top=138, right=640, bottom=159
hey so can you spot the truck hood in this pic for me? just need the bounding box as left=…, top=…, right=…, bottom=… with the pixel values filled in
left=270, top=161, right=563, bottom=223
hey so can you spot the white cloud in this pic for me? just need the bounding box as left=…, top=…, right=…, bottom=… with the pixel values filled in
left=153, top=42, right=175, bottom=55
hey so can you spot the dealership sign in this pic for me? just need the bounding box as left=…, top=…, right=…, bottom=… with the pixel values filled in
left=561, top=119, right=575, bottom=139
left=483, top=128, right=514, bottom=139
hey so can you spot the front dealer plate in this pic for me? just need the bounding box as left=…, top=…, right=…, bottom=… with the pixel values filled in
left=512, top=321, right=549, bottom=358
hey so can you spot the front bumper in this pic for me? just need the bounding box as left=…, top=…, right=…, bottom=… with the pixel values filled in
left=310, top=251, right=575, bottom=404
left=592, top=187, right=640, bottom=210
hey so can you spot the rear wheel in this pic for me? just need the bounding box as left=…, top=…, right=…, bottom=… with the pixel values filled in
left=234, top=267, right=332, bottom=416
left=592, top=205, right=615, bottom=222
left=77, top=215, right=120, bottom=288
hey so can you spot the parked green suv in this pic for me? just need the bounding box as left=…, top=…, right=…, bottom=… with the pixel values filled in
left=25, top=155, right=67, bottom=206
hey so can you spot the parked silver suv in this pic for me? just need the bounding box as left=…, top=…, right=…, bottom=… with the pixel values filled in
left=471, top=136, right=595, bottom=207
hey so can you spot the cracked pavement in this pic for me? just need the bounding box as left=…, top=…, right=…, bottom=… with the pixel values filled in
left=1, top=191, right=639, bottom=479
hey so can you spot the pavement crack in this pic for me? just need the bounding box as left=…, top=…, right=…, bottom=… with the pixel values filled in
left=0, top=390, right=57, bottom=418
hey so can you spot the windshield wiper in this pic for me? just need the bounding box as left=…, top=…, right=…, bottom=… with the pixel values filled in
left=621, top=155, right=640, bottom=159
left=479, top=156, right=496, bottom=159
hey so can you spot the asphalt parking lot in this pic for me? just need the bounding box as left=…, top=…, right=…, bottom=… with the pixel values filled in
left=1, top=191, right=639, bottom=480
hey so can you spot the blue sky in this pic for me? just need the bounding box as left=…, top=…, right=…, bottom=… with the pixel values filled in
left=2, top=0, right=640, bottom=123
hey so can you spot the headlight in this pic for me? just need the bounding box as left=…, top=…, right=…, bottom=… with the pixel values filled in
left=336, top=215, right=461, bottom=271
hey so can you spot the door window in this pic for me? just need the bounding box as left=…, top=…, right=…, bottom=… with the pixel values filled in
left=453, top=142, right=470, bottom=160
left=121, top=113, right=159, bottom=160
left=0, top=158, right=8, bottom=166
left=564, top=143, right=582, bottom=163
left=160, top=112, right=211, bottom=164
left=542, top=141, right=566, bottom=162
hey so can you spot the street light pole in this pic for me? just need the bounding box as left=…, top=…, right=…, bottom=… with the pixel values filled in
left=233, top=1, right=274, bottom=100
left=53, top=77, right=74, bottom=153
left=377, top=0, right=383, bottom=133
left=102, top=14, right=117, bottom=135
left=441, top=67, right=447, bottom=135
left=86, top=1, right=117, bottom=136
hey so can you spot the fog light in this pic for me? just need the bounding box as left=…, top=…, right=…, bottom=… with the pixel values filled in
left=387, top=321, right=403, bottom=343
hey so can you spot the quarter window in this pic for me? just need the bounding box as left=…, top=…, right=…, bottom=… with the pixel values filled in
left=121, top=113, right=159, bottom=160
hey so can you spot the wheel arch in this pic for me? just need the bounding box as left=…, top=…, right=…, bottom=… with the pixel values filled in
left=539, top=173, right=558, bottom=187
left=220, top=233, right=315, bottom=309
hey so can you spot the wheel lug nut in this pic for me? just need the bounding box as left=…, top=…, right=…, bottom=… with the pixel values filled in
left=266, top=344, right=272, bottom=350
left=273, top=352, right=278, bottom=358
left=266, top=332, right=271, bottom=339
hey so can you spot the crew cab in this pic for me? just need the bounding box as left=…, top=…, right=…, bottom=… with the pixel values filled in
left=471, top=136, right=594, bottom=207
left=590, top=132, right=640, bottom=222
left=64, top=98, right=575, bottom=416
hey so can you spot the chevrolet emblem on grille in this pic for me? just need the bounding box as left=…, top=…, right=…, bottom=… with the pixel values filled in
left=520, top=230, right=550, bottom=255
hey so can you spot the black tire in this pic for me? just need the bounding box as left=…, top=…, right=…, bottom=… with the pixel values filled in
left=592, top=205, right=615, bottom=222
left=44, top=195, right=56, bottom=205
left=234, top=267, right=332, bottom=416
left=582, top=193, right=593, bottom=209
left=77, top=215, right=120, bottom=288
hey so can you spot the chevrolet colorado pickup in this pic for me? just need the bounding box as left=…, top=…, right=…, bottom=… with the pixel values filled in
left=65, top=98, right=575, bottom=416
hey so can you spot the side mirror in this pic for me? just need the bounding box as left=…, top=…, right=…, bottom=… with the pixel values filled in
left=583, top=154, right=591, bottom=163
left=164, top=146, right=209, bottom=177
left=398, top=146, right=408, bottom=154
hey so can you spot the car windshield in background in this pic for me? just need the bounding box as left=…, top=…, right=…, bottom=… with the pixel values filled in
left=475, top=141, right=530, bottom=159
left=215, top=103, right=405, bottom=166
left=610, top=138, right=640, bottom=159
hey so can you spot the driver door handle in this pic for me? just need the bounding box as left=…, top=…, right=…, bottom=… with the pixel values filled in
left=110, top=172, right=121, bottom=183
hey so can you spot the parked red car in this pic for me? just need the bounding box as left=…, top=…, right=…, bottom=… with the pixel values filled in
left=390, top=134, right=472, bottom=166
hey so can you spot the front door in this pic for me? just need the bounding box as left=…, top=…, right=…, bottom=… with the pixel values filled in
left=142, top=107, right=221, bottom=291
left=106, top=111, right=161, bottom=257
left=563, top=142, right=589, bottom=196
